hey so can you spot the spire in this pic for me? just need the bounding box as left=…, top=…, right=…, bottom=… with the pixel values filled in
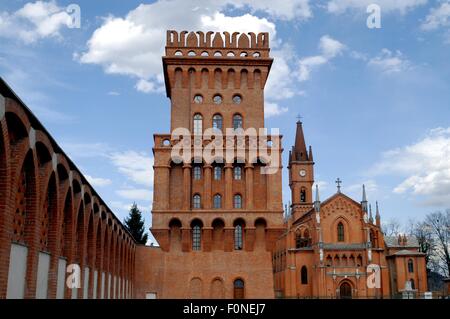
left=375, top=201, right=381, bottom=227
left=309, top=145, right=314, bottom=161
left=292, top=120, right=309, bottom=161
left=314, top=184, right=321, bottom=212
left=361, top=184, right=368, bottom=212
left=369, top=204, right=373, bottom=224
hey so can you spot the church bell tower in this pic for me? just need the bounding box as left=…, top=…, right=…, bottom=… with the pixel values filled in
left=289, top=120, right=314, bottom=220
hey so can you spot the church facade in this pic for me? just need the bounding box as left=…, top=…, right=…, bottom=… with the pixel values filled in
left=0, top=29, right=428, bottom=299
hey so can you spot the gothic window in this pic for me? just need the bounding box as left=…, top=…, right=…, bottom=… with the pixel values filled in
left=234, top=194, right=242, bottom=209
left=408, top=259, right=414, bottom=273
left=193, top=194, right=201, bottom=209
left=234, top=223, right=243, bottom=250
left=234, top=167, right=242, bottom=180
left=192, top=223, right=202, bottom=251
left=233, top=279, right=245, bottom=299
left=214, top=166, right=222, bottom=180
left=233, top=114, right=243, bottom=129
left=212, top=114, right=223, bottom=132
left=300, top=188, right=306, bottom=203
left=193, top=166, right=201, bottom=180
left=193, top=114, right=203, bottom=135
left=213, top=194, right=222, bottom=209
left=337, top=222, right=345, bottom=242
left=295, top=233, right=302, bottom=249
left=301, top=266, right=308, bottom=284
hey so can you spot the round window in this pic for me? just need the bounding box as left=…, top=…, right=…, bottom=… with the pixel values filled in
left=232, top=95, right=242, bottom=104
left=213, top=95, right=222, bottom=104
left=193, top=95, right=203, bottom=104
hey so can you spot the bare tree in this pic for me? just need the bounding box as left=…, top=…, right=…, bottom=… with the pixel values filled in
left=425, top=210, right=450, bottom=277
left=382, top=218, right=402, bottom=237
left=407, top=219, right=434, bottom=269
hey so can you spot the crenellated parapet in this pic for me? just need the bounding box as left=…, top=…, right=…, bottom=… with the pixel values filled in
left=165, top=30, right=270, bottom=58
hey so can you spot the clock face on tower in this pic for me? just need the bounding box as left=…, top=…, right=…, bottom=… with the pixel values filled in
left=299, top=169, right=306, bottom=177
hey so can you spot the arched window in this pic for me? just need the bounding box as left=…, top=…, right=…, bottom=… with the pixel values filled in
left=192, top=222, right=202, bottom=251
left=410, top=279, right=415, bottom=290
left=301, top=266, right=308, bottom=284
left=300, top=188, right=306, bottom=202
left=233, top=114, right=243, bottom=129
left=234, top=167, right=242, bottom=180
left=193, top=114, right=203, bottom=135
left=233, top=279, right=245, bottom=299
left=213, top=194, right=222, bottom=209
left=193, top=194, right=201, bottom=209
left=193, top=166, right=202, bottom=180
left=295, top=233, right=302, bottom=249
left=408, top=259, right=414, bottom=273
left=337, top=222, right=345, bottom=242
left=212, top=114, right=223, bottom=132
left=234, top=194, right=242, bottom=209
left=214, top=166, right=222, bottom=180
left=234, top=223, right=244, bottom=250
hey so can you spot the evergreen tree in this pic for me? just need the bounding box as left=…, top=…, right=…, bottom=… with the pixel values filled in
left=124, top=203, right=148, bottom=244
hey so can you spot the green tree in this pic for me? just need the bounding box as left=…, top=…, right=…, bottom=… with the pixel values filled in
left=124, top=203, right=148, bottom=245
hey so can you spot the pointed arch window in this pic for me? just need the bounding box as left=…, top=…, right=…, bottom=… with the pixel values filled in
left=234, top=223, right=244, bottom=250
left=234, top=166, right=242, bottom=180
left=213, top=194, right=222, bottom=209
left=301, top=266, right=308, bottom=284
left=193, top=166, right=202, bottom=180
left=193, top=194, right=201, bottom=209
left=337, top=222, right=345, bottom=242
left=234, top=194, right=242, bottom=209
left=212, top=114, right=223, bottom=132
left=300, top=188, right=306, bottom=203
left=214, top=166, right=222, bottom=180
left=408, top=259, right=414, bottom=273
left=193, top=114, right=203, bottom=135
left=233, top=114, right=243, bottom=129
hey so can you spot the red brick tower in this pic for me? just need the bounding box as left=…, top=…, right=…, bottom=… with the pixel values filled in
left=149, top=30, right=285, bottom=298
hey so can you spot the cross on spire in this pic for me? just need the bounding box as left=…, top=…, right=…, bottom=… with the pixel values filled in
left=335, top=178, right=342, bottom=193
left=296, top=114, right=303, bottom=122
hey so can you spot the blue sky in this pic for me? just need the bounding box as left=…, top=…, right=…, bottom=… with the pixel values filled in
left=1, top=0, right=450, bottom=243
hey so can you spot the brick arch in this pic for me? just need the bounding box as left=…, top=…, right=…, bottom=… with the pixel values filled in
left=9, top=149, right=39, bottom=298
left=210, top=277, right=225, bottom=298
left=0, top=115, right=9, bottom=243
left=5, top=109, right=30, bottom=146
left=188, top=277, right=203, bottom=299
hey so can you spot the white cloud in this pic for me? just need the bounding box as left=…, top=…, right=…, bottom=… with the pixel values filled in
left=109, top=151, right=154, bottom=187
left=327, top=0, right=427, bottom=14
left=225, top=0, right=312, bottom=21
left=85, top=175, right=112, bottom=187
left=77, top=0, right=304, bottom=110
left=371, top=127, right=450, bottom=206
left=135, top=79, right=164, bottom=94
left=0, top=1, right=73, bottom=43
left=368, top=49, right=411, bottom=74
left=107, top=91, right=120, bottom=96
left=116, top=188, right=153, bottom=201
left=421, top=1, right=450, bottom=33
left=264, top=102, right=288, bottom=117
left=313, top=180, right=329, bottom=191
left=297, top=35, right=345, bottom=82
